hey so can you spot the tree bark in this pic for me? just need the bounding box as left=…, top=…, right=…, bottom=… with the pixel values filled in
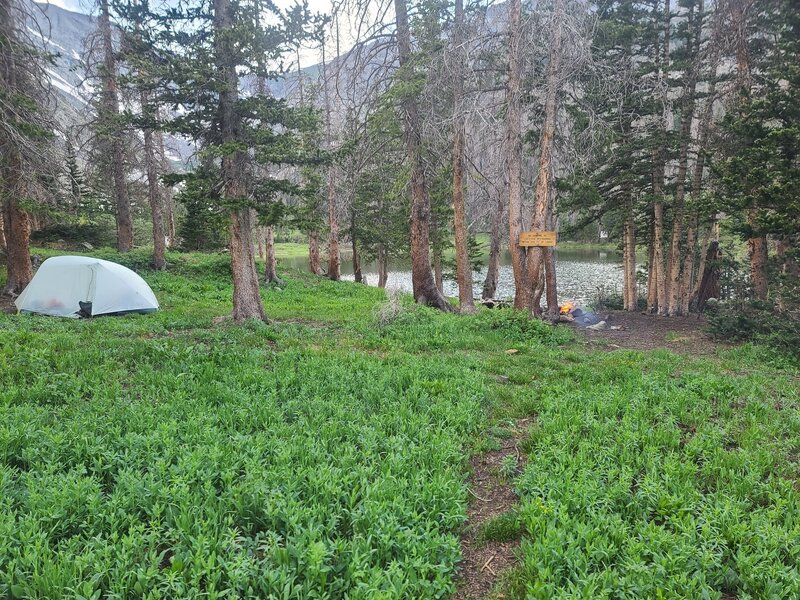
left=394, top=0, right=451, bottom=310
left=646, top=221, right=657, bottom=311
left=264, top=226, right=281, bottom=285
left=695, top=240, right=721, bottom=312
left=215, top=0, right=265, bottom=321
left=679, top=211, right=698, bottom=314
left=99, top=0, right=133, bottom=252
left=543, top=197, right=558, bottom=316
left=526, top=0, right=564, bottom=318
left=0, top=213, right=5, bottom=250
left=155, top=131, right=176, bottom=246
left=623, top=190, right=637, bottom=311
left=326, top=168, right=340, bottom=280
left=308, top=230, right=322, bottom=275
left=505, top=0, right=529, bottom=310
left=0, top=0, right=32, bottom=295
left=377, top=244, right=388, bottom=288
left=690, top=222, right=714, bottom=309
left=451, top=0, right=474, bottom=313
left=434, top=245, right=444, bottom=293
left=747, top=210, right=769, bottom=300
left=652, top=202, right=667, bottom=314
left=351, top=209, right=363, bottom=283
left=143, top=121, right=166, bottom=269
left=482, top=188, right=504, bottom=300
left=1, top=154, right=33, bottom=296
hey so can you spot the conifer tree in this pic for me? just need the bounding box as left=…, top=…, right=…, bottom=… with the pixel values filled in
left=1, top=0, right=53, bottom=295
left=121, top=0, right=321, bottom=320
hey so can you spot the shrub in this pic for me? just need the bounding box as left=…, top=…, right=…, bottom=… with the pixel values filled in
left=706, top=299, right=800, bottom=352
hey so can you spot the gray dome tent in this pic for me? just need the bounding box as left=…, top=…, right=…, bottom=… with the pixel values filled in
left=15, top=256, right=159, bottom=317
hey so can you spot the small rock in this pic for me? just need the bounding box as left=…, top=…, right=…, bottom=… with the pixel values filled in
left=586, top=320, right=607, bottom=331
left=495, top=375, right=510, bottom=384
left=505, top=348, right=519, bottom=354
left=81, top=242, right=94, bottom=250
left=609, top=325, right=624, bottom=331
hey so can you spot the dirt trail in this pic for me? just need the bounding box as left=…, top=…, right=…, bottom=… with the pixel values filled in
left=455, top=419, right=530, bottom=599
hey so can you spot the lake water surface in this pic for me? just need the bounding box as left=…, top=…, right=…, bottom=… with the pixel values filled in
left=281, top=248, right=625, bottom=306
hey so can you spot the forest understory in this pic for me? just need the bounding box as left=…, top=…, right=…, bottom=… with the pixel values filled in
left=1, top=249, right=798, bottom=599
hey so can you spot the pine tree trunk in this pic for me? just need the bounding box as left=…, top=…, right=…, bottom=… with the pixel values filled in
left=653, top=202, right=667, bottom=314
left=623, top=192, right=637, bottom=311
left=623, top=218, right=631, bottom=310
left=679, top=211, right=698, bottom=314
left=1, top=154, right=33, bottom=295
left=543, top=219, right=558, bottom=317
left=264, top=226, right=281, bottom=284
left=229, top=208, right=265, bottom=321
left=695, top=240, right=721, bottom=312
left=482, top=189, right=504, bottom=300
left=526, top=0, right=564, bottom=318
left=308, top=231, right=322, bottom=275
left=155, top=132, right=176, bottom=247
left=691, top=222, right=714, bottom=306
left=647, top=222, right=657, bottom=311
left=327, top=168, right=340, bottom=280
left=215, top=0, right=265, bottom=321
left=99, top=0, right=133, bottom=252
left=505, top=0, right=529, bottom=310
left=394, top=0, right=451, bottom=310
left=143, top=124, right=166, bottom=269
left=0, top=3, right=31, bottom=295
left=351, top=210, right=363, bottom=283
left=451, top=0, right=474, bottom=313
left=531, top=268, right=545, bottom=317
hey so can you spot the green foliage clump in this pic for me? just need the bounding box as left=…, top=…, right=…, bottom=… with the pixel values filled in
left=706, top=300, right=800, bottom=352
left=472, top=309, right=573, bottom=347
left=175, top=169, right=229, bottom=251
left=477, top=511, right=523, bottom=544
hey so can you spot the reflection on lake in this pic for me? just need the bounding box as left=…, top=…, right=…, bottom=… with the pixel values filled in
left=279, top=248, right=624, bottom=306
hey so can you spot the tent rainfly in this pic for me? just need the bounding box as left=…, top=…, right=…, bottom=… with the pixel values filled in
left=15, top=256, right=159, bottom=318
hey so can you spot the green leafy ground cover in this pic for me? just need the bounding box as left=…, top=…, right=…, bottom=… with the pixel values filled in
left=1, top=249, right=798, bottom=599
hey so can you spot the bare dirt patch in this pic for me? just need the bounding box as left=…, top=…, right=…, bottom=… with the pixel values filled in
left=575, top=310, right=728, bottom=355
left=1, top=295, right=17, bottom=314
left=455, top=419, right=530, bottom=600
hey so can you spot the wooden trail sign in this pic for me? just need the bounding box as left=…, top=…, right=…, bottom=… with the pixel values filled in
left=519, top=231, right=557, bottom=247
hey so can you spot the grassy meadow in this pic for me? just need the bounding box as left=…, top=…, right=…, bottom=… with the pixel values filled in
left=1, top=249, right=799, bottom=599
